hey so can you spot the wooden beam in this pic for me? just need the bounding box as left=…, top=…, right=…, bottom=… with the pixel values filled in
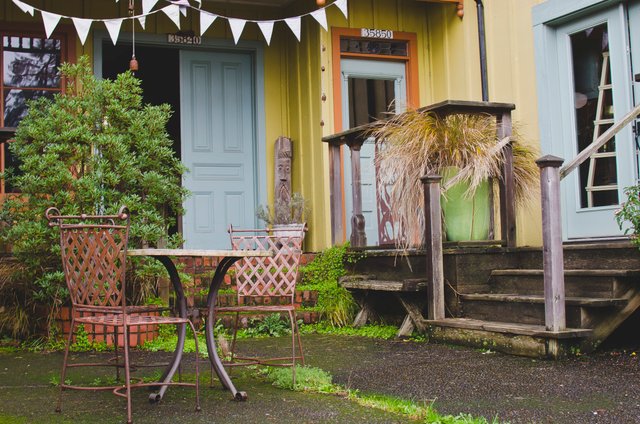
left=421, top=174, right=445, bottom=320
left=536, top=155, right=566, bottom=332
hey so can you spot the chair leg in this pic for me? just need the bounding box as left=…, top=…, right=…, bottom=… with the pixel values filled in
left=114, top=326, right=120, bottom=381
left=187, top=320, right=201, bottom=412
left=56, top=316, right=76, bottom=413
left=287, top=310, right=297, bottom=387
left=294, top=314, right=305, bottom=366
left=123, top=325, right=133, bottom=424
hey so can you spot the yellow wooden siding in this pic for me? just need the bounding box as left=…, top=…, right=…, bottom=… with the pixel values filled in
left=0, top=0, right=546, bottom=248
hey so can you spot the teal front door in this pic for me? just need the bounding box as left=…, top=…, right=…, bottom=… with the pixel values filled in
left=180, top=50, right=257, bottom=249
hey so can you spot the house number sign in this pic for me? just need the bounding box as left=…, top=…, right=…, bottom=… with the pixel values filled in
left=360, top=28, right=394, bottom=39
left=167, top=34, right=202, bottom=45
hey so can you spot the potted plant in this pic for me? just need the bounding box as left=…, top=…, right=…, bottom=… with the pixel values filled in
left=256, top=192, right=309, bottom=236
left=370, top=110, right=539, bottom=247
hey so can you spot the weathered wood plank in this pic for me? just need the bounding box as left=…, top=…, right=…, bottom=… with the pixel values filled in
left=339, top=278, right=428, bottom=292
left=426, top=318, right=591, bottom=338
left=422, top=174, right=445, bottom=320
left=349, top=141, right=367, bottom=247
left=537, top=155, right=566, bottom=332
left=329, top=143, right=344, bottom=244
left=461, top=293, right=627, bottom=307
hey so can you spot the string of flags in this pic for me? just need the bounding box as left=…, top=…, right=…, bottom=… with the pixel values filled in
left=10, top=0, right=348, bottom=46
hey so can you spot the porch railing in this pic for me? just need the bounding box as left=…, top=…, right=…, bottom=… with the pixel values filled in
left=322, top=100, right=518, bottom=249
left=538, top=103, right=640, bottom=331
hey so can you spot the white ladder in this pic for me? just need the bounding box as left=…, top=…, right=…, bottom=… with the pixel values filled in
left=585, top=51, right=617, bottom=207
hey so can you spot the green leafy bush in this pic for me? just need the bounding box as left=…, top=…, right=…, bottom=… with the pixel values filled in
left=616, top=184, right=640, bottom=247
left=0, top=56, right=188, bottom=339
left=298, top=244, right=358, bottom=327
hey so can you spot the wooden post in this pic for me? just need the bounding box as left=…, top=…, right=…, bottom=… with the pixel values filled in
left=536, top=155, right=566, bottom=332
left=497, top=111, right=516, bottom=248
left=421, top=174, right=445, bottom=320
left=329, top=143, right=344, bottom=244
left=349, top=140, right=367, bottom=247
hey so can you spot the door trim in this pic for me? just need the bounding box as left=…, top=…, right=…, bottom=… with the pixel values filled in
left=92, top=31, right=267, bottom=224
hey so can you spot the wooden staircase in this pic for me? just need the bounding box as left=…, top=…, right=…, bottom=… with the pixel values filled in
left=345, top=243, right=640, bottom=358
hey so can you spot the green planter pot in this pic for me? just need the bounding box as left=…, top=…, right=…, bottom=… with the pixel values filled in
left=441, top=167, right=491, bottom=241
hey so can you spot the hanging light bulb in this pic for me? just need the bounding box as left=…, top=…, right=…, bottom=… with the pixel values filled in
left=316, top=0, right=325, bottom=5
left=129, top=0, right=138, bottom=72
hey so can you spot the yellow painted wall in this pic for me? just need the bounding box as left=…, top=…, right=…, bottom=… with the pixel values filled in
left=0, top=0, right=547, bottom=249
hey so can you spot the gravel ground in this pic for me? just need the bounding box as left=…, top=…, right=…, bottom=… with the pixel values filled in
left=2, top=334, right=639, bottom=423
left=239, top=334, right=640, bottom=424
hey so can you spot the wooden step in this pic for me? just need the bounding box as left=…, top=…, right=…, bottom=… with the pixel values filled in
left=426, top=318, right=592, bottom=339
left=460, top=293, right=627, bottom=308
left=339, top=275, right=428, bottom=292
left=489, top=269, right=640, bottom=297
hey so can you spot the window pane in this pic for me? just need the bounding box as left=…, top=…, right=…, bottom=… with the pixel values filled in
left=3, top=35, right=62, bottom=89
left=4, top=89, right=54, bottom=127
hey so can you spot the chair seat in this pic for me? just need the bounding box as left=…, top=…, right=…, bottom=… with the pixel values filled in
left=76, top=313, right=190, bottom=327
left=216, top=304, right=295, bottom=313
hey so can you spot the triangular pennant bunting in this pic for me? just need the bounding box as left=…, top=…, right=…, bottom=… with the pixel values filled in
left=194, top=0, right=202, bottom=7
left=228, top=18, right=246, bottom=44
left=310, top=9, right=327, bottom=31
left=199, top=11, right=216, bottom=36
left=257, top=21, right=274, bottom=45
left=335, top=0, right=348, bottom=19
left=138, top=16, right=147, bottom=30
left=284, top=17, right=301, bottom=41
left=41, top=11, right=61, bottom=38
left=142, top=0, right=159, bottom=15
left=12, top=0, right=34, bottom=16
left=72, top=18, right=92, bottom=45
left=162, top=5, right=181, bottom=29
left=104, top=19, right=123, bottom=45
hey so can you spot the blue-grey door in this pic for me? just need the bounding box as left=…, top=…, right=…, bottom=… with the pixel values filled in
left=340, top=59, right=406, bottom=246
left=536, top=2, right=637, bottom=239
left=180, top=50, right=257, bottom=249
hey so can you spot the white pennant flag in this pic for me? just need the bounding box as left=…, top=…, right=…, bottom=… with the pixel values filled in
left=162, top=5, right=181, bottom=29
left=138, top=16, right=147, bottom=30
left=257, top=21, right=274, bottom=46
left=41, top=11, right=62, bottom=38
left=284, top=17, right=301, bottom=41
left=72, top=18, right=92, bottom=45
left=104, top=19, right=123, bottom=45
left=142, top=0, right=159, bottom=14
left=335, top=0, right=348, bottom=19
left=310, top=9, right=327, bottom=31
left=12, top=0, right=34, bottom=16
left=228, top=18, right=246, bottom=44
left=199, top=11, right=217, bottom=36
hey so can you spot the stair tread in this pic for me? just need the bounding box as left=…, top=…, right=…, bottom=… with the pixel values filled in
left=491, top=269, right=640, bottom=277
left=460, top=293, right=627, bottom=307
left=425, top=318, right=592, bottom=339
left=339, top=275, right=428, bottom=292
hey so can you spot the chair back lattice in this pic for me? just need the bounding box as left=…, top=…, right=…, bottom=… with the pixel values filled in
left=229, top=224, right=306, bottom=301
left=46, top=207, right=130, bottom=310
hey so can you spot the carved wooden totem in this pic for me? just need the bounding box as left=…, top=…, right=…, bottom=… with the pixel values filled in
left=275, top=136, right=292, bottom=213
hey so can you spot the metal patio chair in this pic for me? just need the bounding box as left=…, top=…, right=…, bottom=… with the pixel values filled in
left=216, top=224, right=306, bottom=384
left=46, top=206, right=200, bottom=424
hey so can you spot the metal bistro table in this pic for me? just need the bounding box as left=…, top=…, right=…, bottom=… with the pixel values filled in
left=128, top=248, right=272, bottom=401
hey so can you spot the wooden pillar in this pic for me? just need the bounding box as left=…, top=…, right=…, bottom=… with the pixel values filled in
left=349, top=140, right=367, bottom=247
left=329, top=143, right=345, bottom=244
left=537, top=155, right=566, bottom=332
left=421, top=174, right=445, bottom=320
left=497, top=111, right=516, bottom=248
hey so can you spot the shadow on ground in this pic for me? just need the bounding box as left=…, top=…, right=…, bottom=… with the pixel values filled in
left=1, top=334, right=639, bottom=423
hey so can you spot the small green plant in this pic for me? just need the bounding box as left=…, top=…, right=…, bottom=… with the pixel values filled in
left=256, top=192, right=309, bottom=225
left=616, top=184, right=640, bottom=247
left=299, top=244, right=358, bottom=327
